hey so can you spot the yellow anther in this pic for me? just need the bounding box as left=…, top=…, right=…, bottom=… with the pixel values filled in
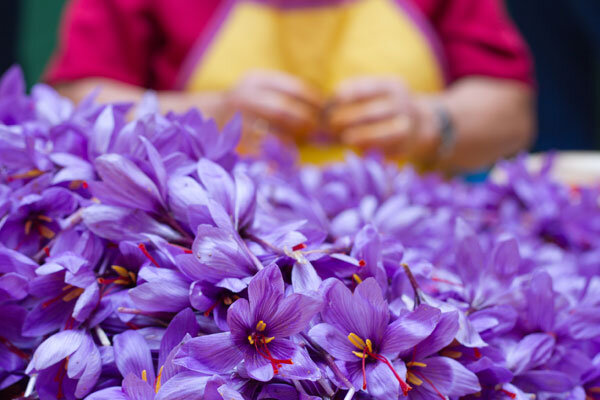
left=264, top=336, right=275, bottom=344
left=112, top=265, right=130, bottom=278
left=10, top=169, right=44, bottom=180
left=352, top=351, right=367, bottom=359
left=365, top=339, right=373, bottom=353
left=62, top=285, right=73, bottom=291
left=141, top=369, right=148, bottom=382
left=352, top=274, right=363, bottom=284
left=406, top=371, right=423, bottom=386
left=24, top=220, right=32, bottom=235
left=128, top=271, right=136, bottom=283
left=223, top=296, right=233, bottom=306
left=114, top=279, right=131, bottom=285
left=256, top=320, right=267, bottom=332
left=155, top=366, right=164, bottom=393
left=406, top=361, right=427, bottom=368
left=36, top=215, right=53, bottom=223
left=62, top=288, right=84, bottom=302
left=38, top=225, right=56, bottom=239
left=440, top=350, right=462, bottom=359
left=64, top=356, right=70, bottom=370
left=347, top=333, right=366, bottom=350
left=248, top=335, right=255, bottom=345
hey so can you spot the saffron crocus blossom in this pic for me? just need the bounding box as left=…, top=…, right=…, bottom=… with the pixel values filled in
left=174, top=264, right=321, bottom=382
left=2, top=67, right=600, bottom=400
left=309, top=278, right=442, bottom=399
left=26, top=330, right=101, bottom=400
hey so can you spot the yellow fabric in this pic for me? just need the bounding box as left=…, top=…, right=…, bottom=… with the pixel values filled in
left=185, top=0, right=444, bottom=164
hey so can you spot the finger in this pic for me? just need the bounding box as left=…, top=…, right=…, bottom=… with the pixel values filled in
left=327, top=98, right=400, bottom=133
left=246, top=70, right=323, bottom=109
left=232, top=88, right=319, bottom=135
left=341, top=114, right=416, bottom=155
left=332, top=77, right=408, bottom=105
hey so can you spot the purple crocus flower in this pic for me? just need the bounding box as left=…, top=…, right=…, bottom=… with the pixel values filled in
left=309, top=278, right=441, bottom=399
left=174, top=264, right=321, bottom=382
left=26, top=330, right=101, bottom=400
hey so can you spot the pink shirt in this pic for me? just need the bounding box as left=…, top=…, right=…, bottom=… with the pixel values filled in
left=46, top=0, right=533, bottom=90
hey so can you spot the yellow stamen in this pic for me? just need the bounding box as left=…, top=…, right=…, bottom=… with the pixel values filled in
left=440, top=350, right=462, bottom=359
left=114, top=279, right=131, bottom=285
left=352, top=350, right=367, bottom=359
left=62, top=285, right=73, bottom=291
left=10, top=169, right=44, bottom=180
left=62, top=288, right=84, bottom=302
left=223, top=296, right=232, bottom=306
left=36, top=215, right=53, bottom=223
left=407, top=371, right=423, bottom=386
left=155, top=366, right=163, bottom=393
left=248, top=335, right=254, bottom=345
left=64, top=356, right=70, bottom=370
left=406, top=361, right=427, bottom=368
left=24, top=220, right=32, bottom=235
left=128, top=272, right=136, bottom=283
left=141, top=369, right=147, bottom=382
left=264, top=336, right=275, bottom=344
left=347, top=333, right=366, bottom=350
left=352, top=273, right=363, bottom=284
left=365, top=339, right=373, bottom=353
left=38, top=225, right=56, bottom=239
left=256, top=320, right=266, bottom=332
left=112, top=265, right=130, bottom=278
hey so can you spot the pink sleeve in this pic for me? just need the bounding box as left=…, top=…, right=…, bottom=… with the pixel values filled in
left=45, top=0, right=154, bottom=87
left=429, top=0, right=534, bottom=86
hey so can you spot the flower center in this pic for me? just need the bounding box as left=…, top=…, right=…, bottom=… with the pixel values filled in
left=247, top=320, right=293, bottom=374
left=24, top=214, right=55, bottom=239
left=347, top=333, right=412, bottom=395
left=42, top=285, right=84, bottom=309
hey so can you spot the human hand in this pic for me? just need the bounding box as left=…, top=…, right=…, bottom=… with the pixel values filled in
left=326, top=77, right=440, bottom=161
left=226, top=70, right=323, bottom=147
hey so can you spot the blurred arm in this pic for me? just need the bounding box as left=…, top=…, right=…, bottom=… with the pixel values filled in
left=418, top=77, right=535, bottom=171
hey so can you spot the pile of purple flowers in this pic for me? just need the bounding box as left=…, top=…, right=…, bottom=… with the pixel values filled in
left=0, top=65, right=599, bottom=400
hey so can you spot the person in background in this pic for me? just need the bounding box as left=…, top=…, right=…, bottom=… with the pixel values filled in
left=46, top=0, right=535, bottom=172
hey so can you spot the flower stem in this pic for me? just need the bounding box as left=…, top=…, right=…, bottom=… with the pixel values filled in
left=402, top=263, right=422, bottom=307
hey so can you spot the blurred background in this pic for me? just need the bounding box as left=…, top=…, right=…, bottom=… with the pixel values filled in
left=0, top=0, right=599, bottom=153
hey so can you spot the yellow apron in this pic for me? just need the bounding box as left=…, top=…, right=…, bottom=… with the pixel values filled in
left=178, top=0, right=447, bottom=164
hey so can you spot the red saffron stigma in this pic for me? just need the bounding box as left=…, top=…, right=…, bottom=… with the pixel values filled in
left=126, top=322, right=141, bottom=330
left=411, top=370, right=444, bottom=399
left=251, top=334, right=293, bottom=374
left=0, top=336, right=29, bottom=360
left=138, top=243, right=161, bottom=268
left=500, top=388, right=517, bottom=399
left=358, top=259, right=366, bottom=267
left=203, top=300, right=219, bottom=317
left=431, top=276, right=463, bottom=287
left=473, top=347, right=482, bottom=359
left=361, top=347, right=367, bottom=389
left=82, top=181, right=89, bottom=189
left=43, top=246, right=50, bottom=257
left=292, top=243, right=306, bottom=252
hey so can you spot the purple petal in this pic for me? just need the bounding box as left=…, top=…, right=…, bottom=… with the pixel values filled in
left=154, top=371, right=211, bottom=400
left=197, top=158, right=235, bottom=213
left=93, top=153, right=164, bottom=212
left=506, top=333, right=555, bottom=375
left=249, top=264, right=285, bottom=322
left=414, top=356, right=480, bottom=397
left=309, top=323, right=357, bottom=361
left=381, top=305, right=441, bottom=357
left=267, top=293, right=321, bottom=337
left=513, top=370, right=574, bottom=393
left=291, top=260, right=322, bottom=294
left=227, top=298, right=253, bottom=340
left=158, top=308, right=200, bottom=368
left=113, top=330, right=156, bottom=384
left=525, top=271, right=555, bottom=332
left=174, top=332, right=243, bottom=374
left=72, top=283, right=100, bottom=322
left=413, top=311, right=459, bottom=360
left=29, top=330, right=84, bottom=371
left=85, top=387, right=128, bottom=400
left=122, top=373, right=155, bottom=400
